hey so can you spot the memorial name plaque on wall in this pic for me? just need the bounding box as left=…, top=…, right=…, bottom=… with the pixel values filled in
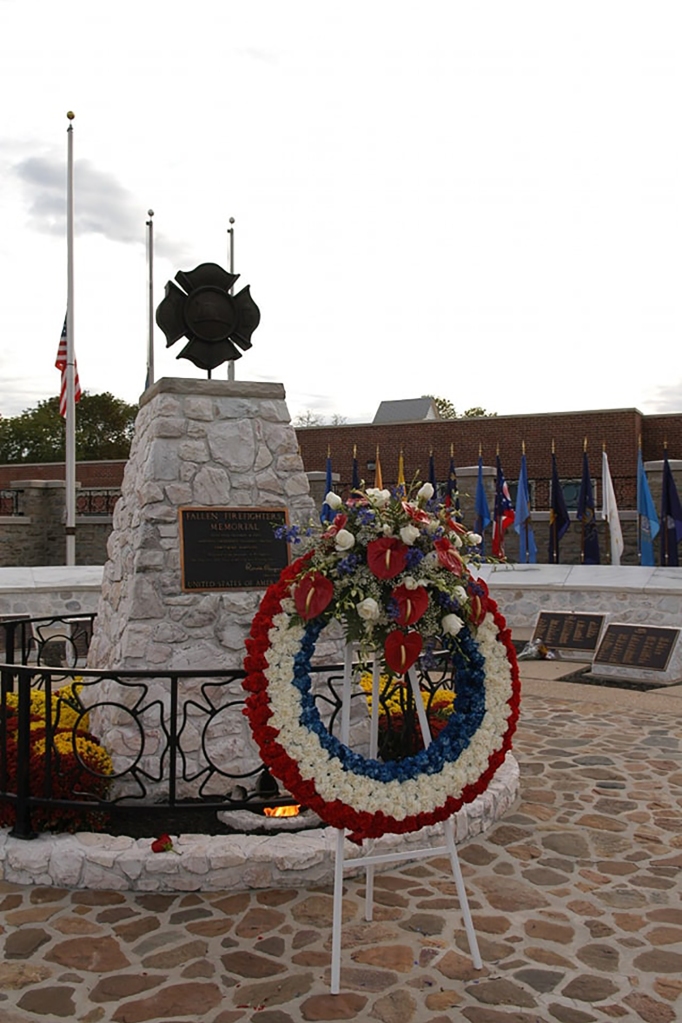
left=594, top=624, right=679, bottom=672
left=179, top=507, right=289, bottom=591
left=533, top=611, right=605, bottom=657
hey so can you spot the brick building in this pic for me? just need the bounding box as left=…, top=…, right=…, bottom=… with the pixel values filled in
left=1, top=408, right=681, bottom=567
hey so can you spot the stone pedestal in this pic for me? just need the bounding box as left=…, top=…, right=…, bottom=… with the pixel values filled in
left=88, top=378, right=314, bottom=672
left=86, top=379, right=315, bottom=794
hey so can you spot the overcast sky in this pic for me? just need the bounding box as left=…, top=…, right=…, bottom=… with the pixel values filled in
left=1, top=1, right=681, bottom=425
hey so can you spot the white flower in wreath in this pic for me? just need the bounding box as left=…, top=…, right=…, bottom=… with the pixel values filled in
left=399, top=524, right=420, bottom=546
left=357, top=597, right=380, bottom=621
left=402, top=575, right=419, bottom=590
left=382, top=523, right=393, bottom=536
left=452, top=585, right=468, bottom=605
left=366, top=488, right=392, bottom=508
left=442, top=613, right=464, bottom=637
left=417, top=482, right=434, bottom=501
left=335, top=529, right=356, bottom=551
left=466, top=532, right=482, bottom=545
left=324, top=491, right=343, bottom=510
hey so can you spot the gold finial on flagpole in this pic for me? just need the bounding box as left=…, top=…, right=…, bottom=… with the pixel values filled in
left=353, top=443, right=357, bottom=458
left=478, top=442, right=482, bottom=457
left=522, top=439, right=526, bottom=455
left=496, top=442, right=500, bottom=456
left=583, top=437, right=588, bottom=452
left=66, top=111, right=75, bottom=120
left=552, top=438, right=555, bottom=455
left=450, top=442, right=454, bottom=458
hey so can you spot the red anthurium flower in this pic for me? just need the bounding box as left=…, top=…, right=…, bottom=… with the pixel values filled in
left=322, top=512, right=348, bottom=539
left=401, top=501, right=431, bottom=524
left=444, top=515, right=468, bottom=536
left=384, top=630, right=423, bottom=673
left=434, top=537, right=464, bottom=575
left=467, top=578, right=489, bottom=625
left=294, top=572, right=334, bottom=620
left=392, top=584, right=429, bottom=626
left=367, top=537, right=409, bottom=579
left=151, top=833, right=174, bottom=853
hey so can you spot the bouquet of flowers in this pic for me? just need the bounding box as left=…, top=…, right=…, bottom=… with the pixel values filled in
left=277, top=482, right=489, bottom=672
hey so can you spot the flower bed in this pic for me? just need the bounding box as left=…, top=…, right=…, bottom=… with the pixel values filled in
left=0, top=686, right=113, bottom=832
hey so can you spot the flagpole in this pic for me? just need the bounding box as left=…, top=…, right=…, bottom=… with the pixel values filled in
left=65, top=111, right=76, bottom=567
left=227, top=217, right=235, bottom=382
left=663, top=440, right=669, bottom=566
left=146, top=210, right=155, bottom=390
left=580, top=438, right=587, bottom=564
left=637, top=435, right=642, bottom=564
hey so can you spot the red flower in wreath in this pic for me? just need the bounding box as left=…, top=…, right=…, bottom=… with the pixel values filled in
left=434, top=537, right=464, bottom=575
left=294, top=572, right=334, bottom=620
left=392, top=584, right=428, bottom=626
left=367, top=537, right=409, bottom=579
left=384, top=630, right=423, bottom=673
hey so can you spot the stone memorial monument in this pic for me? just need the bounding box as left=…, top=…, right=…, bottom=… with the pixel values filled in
left=86, top=263, right=317, bottom=792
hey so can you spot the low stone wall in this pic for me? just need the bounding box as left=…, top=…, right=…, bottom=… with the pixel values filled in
left=0, top=754, right=518, bottom=891
left=477, top=563, right=682, bottom=632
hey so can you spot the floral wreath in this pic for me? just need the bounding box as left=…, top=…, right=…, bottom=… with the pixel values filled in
left=243, top=483, right=520, bottom=842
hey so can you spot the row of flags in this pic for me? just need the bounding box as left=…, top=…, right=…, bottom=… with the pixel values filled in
left=319, top=445, right=682, bottom=567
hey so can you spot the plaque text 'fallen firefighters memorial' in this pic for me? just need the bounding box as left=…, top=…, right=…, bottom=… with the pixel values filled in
left=179, top=507, right=289, bottom=591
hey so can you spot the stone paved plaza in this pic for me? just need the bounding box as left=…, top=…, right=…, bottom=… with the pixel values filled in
left=0, top=666, right=680, bottom=1023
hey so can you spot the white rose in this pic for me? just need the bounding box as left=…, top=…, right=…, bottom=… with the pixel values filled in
left=452, top=585, right=467, bottom=604
left=417, top=482, right=434, bottom=501
left=399, top=524, right=420, bottom=546
left=403, top=576, right=418, bottom=590
left=442, top=613, right=464, bottom=636
left=357, top=597, right=380, bottom=621
left=366, top=488, right=391, bottom=508
left=324, top=491, right=343, bottom=510
left=382, top=523, right=393, bottom=536
left=335, top=529, right=356, bottom=551
left=466, top=532, right=482, bottom=546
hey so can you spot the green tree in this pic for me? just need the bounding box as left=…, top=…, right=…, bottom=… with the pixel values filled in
left=462, top=406, right=497, bottom=418
left=424, top=396, right=497, bottom=420
left=0, top=393, right=138, bottom=463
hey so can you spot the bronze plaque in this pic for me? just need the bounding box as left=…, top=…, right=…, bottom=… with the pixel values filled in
left=533, top=611, right=605, bottom=652
left=594, top=624, right=680, bottom=671
left=179, top=507, right=289, bottom=591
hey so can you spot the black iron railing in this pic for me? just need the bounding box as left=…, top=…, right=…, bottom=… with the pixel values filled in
left=76, top=489, right=120, bottom=516
left=0, top=617, right=457, bottom=840
left=1, top=613, right=97, bottom=676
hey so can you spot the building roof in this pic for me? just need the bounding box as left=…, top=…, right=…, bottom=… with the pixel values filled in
left=372, top=397, right=440, bottom=424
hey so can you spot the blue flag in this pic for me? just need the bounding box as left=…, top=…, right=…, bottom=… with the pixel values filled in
left=660, top=451, right=682, bottom=566
left=351, top=445, right=360, bottom=491
left=428, top=450, right=437, bottom=492
left=637, top=449, right=659, bottom=566
left=576, top=450, right=600, bottom=565
left=474, top=455, right=491, bottom=552
left=548, top=451, right=570, bottom=563
left=445, top=449, right=461, bottom=520
left=320, top=452, right=335, bottom=523
left=514, top=452, right=537, bottom=563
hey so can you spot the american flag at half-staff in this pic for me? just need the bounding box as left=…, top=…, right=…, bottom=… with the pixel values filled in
left=55, top=314, right=81, bottom=417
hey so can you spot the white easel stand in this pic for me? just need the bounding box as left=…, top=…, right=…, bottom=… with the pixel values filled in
left=330, top=646, right=482, bottom=994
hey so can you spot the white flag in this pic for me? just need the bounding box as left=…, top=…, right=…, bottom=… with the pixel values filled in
left=602, top=450, right=624, bottom=565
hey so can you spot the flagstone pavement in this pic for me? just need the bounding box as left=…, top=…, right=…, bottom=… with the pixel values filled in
left=0, top=664, right=680, bottom=1023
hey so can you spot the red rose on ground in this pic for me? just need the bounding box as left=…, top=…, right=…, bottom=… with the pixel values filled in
left=151, top=834, right=174, bottom=853
left=367, top=537, right=409, bottom=579
left=294, top=572, right=334, bottom=620
left=392, top=584, right=429, bottom=626
left=384, top=630, right=422, bottom=673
